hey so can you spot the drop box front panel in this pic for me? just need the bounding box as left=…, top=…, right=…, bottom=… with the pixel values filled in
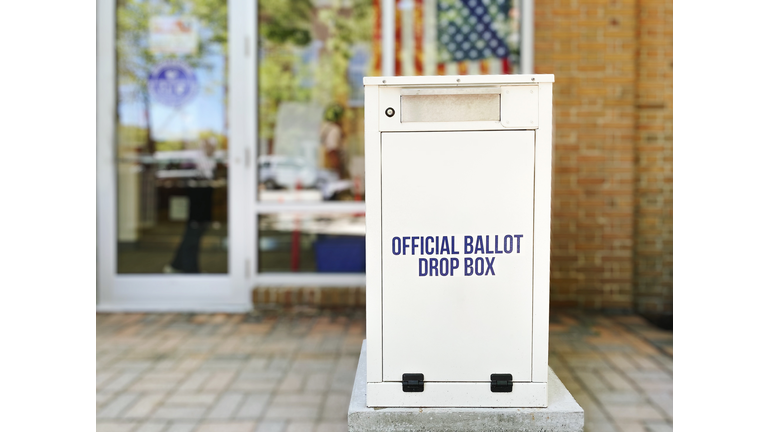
left=380, top=130, right=536, bottom=383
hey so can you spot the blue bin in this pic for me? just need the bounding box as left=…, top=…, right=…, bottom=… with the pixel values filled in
left=314, top=235, right=366, bottom=272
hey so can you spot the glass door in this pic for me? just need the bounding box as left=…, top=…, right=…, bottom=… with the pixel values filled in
left=98, top=0, right=251, bottom=310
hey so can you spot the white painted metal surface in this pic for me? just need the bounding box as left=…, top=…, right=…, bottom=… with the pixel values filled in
left=381, top=131, right=535, bottom=383
left=365, top=74, right=553, bottom=407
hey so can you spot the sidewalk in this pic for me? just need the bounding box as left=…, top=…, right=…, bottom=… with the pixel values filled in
left=97, top=309, right=672, bottom=432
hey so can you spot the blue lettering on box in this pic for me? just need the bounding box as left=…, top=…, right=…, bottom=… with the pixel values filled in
left=429, top=258, right=439, bottom=276
left=439, top=258, right=449, bottom=276
left=393, top=232, right=525, bottom=276
left=474, top=257, right=485, bottom=276
left=485, top=257, right=496, bottom=275
left=392, top=237, right=401, bottom=255
left=419, top=258, right=428, bottom=276
left=450, top=258, right=459, bottom=275
left=475, top=235, right=485, bottom=254
left=440, top=236, right=450, bottom=255
left=504, top=235, right=513, bottom=253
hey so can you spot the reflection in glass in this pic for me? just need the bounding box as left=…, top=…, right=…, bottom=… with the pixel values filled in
left=116, top=0, right=228, bottom=274
left=257, top=0, right=372, bottom=202
left=395, top=0, right=522, bottom=76
left=258, top=213, right=366, bottom=273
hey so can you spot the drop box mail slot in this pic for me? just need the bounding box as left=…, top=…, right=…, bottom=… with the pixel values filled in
left=364, top=75, right=554, bottom=408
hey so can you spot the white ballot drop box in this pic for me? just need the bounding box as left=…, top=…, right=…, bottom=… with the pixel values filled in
left=364, top=75, right=554, bottom=408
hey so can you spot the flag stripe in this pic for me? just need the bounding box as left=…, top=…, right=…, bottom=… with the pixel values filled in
left=480, top=59, right=490, bottom=75
left=395, top=3, right=402, bottom=76
left=414, top=0, right=424, bottom=75
left=372, top=0, right=381, bottom=75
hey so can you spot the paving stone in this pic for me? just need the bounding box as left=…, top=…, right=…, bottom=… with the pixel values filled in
left=320, top=393, right=349, bottom=421
left=195, top=421, right=257, bottom=432
left=165, top=421, right=198, bottom=432
left=98, top=370, right=120, bottom=389
left=314, top=421, right=346, bottom=432
left=244, top=358, right=270, bottom=370
left=643, top=421, right=673, bottom=432
left=103, top=371, right=143, bottom=392
left=304, top=373, right=330, bottom=391
left=614, top=421, right=646, bottom=432
left=207, top=392, right=246, bottom=419
left=130, top=373, right=185, bottom=392
left=631, top=379, right=672, bottom=393
left=201, top=359, right=246, bottom=370
left=583, top=420, right=618, bottom=432
left=177, top=372, right=211, bottom=392
left=263, top=404, right=320, bottom=420
left=271, top=393, right=324, bottom=406
left=175, top=357, right=207, bottom=372
left=203, top=371, right=237, bottom=392
left=152, top=406, right=207, bottom=420
left=256, top=420, right=288, bottom=432
left=98, top=390, right=118, bottom=407
left=124, top=393, right=168, bottom=418
left=134, top=421, right=169, bottom=432
left=592, top=390, right=646, bottom=405
left=276, top=374, right=304, bottom=392
left=98, top=311, right=671, bottom=432
left=98, top=393, right=142, bottom=419
left=238, top=370, right=285, bottom=381
left=234, top=393, right=271, bottom=419
left=573, top=370, right=610, bottom=393
left=646, top=392, right=673, bottom=419
left=230, top=378, right=280, bottom=392
left=285, top=421, right=315, bottom=432
left=602, top=403, right=666, bottom=421
left=597, top=369, right=636, bottom=391
left=96, top=421, right=139, bottom=432
left=166, top=392, right=219, bottom=406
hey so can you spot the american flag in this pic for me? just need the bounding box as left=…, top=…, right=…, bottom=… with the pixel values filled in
left=372, top=0, right=520, bottom=76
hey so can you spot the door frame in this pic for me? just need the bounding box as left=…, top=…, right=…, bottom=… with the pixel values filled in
left=96, top=0, right=253, bottom=311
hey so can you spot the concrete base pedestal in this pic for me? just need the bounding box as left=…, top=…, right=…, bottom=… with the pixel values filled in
left=348, top=341, right=584, bottom=432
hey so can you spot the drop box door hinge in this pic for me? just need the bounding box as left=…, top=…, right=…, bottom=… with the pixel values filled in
left=490, top=373, right=513, bottom=392
left=402, top=373, right=424, bottom=392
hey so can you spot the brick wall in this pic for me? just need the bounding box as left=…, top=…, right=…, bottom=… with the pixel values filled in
left=633, top=0, right=673, bottom=317
left=252, top=287, right=366, bottom=309
left=535, top=0, right=672, bottom=311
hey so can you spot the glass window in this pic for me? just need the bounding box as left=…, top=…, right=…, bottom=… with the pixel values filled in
left=396, top=0, right=521, bottom=76
left=257, top=0, right=374, bottom=202
left=258, top=213, right=366, bottom=273
left=116, top=0, right=228, bottom=274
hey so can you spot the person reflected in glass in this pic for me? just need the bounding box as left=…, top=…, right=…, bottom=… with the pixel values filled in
left=320, top=103, right=345, bottom=178
left=164, top=137, right=217, bottom=273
